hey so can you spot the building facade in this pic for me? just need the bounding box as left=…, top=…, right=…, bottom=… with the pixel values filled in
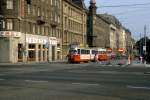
left=87, top=0, right=110, bottom=48
left=62, top=0, right=87, bottom=58
left=125, top=28, right=133, bottom=55
left=0, top=0, right=62, bottom=63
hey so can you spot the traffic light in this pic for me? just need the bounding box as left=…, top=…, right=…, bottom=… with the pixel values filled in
left=26, top=0, right=31, bottom=4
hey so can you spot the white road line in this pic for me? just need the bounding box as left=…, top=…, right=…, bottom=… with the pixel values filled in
left=72, top=83, right=99, bottom=86
left=0, top=78, right=5, bottom=81
left=127, top=85, right=150, bottom=90
left=0, top=74, right=6, bottom=76
left=24, top=80, right=48, bottom=83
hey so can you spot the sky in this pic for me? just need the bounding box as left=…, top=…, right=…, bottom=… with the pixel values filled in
left=84, top=0, right=150, bottom=40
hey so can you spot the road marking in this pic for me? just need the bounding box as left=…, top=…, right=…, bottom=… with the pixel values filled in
left=0, top=78, right=5, bottom=81
left=0, top=74, right=6, bottom=76
left=127, top=85, right=150, bottom=90
left=72, top=83, right=99, bottom=86
left=24, top=80, right=48, bottom=83
left=144, top=72, right=150, bottom=74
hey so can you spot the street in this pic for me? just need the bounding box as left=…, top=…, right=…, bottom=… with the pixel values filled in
left=0, top=62, right=150, bottom=100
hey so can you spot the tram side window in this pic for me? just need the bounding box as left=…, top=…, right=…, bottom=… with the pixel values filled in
left=77, top=49, right=80, bottom=54
left=81, top=49, right=85, bottom=54
left=87, top=50, right=90, bottom=54
left=92, top=50, right=98, bottom=54
left=81, top=49, right=90, bottom=54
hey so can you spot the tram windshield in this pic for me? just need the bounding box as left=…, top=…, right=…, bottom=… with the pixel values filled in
left=69, top=50, right=77, bottom=55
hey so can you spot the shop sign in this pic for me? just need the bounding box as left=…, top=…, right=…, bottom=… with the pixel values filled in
left=26, top=37, right=47, bottom=44
left=49, top=37, right=57, bottom=45
left=26, top=36, right=57, bottom=45
left=0, top=31, right=21, bottom=37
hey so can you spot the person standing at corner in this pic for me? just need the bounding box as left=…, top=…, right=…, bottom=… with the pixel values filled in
left=94, top=53, right=99, bottom=62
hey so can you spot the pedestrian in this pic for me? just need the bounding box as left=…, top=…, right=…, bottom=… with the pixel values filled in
left=128, top=55, right=131, bottom=65
left=94, top=53, right=99, bottom=63
left=140, top=56, right=143, bottom=64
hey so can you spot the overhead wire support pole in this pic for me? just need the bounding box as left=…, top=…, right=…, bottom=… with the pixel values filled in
left=144, top=25, right=147, bottom=53
left=144, top=25, right=147, bottom=64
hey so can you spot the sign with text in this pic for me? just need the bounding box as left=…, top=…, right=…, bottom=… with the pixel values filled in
left=0, top=31, right=21, bottom=37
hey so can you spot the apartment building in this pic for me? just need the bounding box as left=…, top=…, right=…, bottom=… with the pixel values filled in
left=62, top=0, right=87, bottom=58
left=0, top=0, right=62, bottom=63
left=87, top=0, right=110, bottom=48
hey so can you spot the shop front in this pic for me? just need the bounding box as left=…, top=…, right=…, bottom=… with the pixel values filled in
left=0, top=31, right=58, bottom=63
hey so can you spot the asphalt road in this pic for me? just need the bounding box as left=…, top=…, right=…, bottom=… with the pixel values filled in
left=0, top=63, right=150, bottom=100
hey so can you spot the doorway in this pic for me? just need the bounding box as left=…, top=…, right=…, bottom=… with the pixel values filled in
left=52, top=46, right=55, bottom=61
left=18, top=44, right=23, bottom=62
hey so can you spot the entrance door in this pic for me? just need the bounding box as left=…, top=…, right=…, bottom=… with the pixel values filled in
left=28, top=44, right=36, bottom=61
left=18, top=44, right=23, bottom=62
left=52, top=46, right=55, bottom=61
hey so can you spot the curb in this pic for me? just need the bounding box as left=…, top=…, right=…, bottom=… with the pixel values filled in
left=0, top=61, right=68, bottom=66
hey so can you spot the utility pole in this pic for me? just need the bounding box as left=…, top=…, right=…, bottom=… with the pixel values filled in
left=140, top=33, right=142, bottom=56
left=144, top=25, right=147, bottom=53
left=144, top=25, right=147, bottom=64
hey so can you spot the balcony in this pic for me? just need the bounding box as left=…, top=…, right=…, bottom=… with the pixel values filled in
left=50, top=21, right=58, bottom=28
left=37, top=16, right=45, bottom=25
left=87, top=34, right=97, bottom=38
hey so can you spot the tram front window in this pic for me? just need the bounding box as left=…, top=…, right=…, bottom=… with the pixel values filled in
left=69, top=50, right=77, bottom=55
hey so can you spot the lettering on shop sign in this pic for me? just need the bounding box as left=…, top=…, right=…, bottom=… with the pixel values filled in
left=0, top=31, right=21, bottom=37
left=26, top=37, right=57, bottom=45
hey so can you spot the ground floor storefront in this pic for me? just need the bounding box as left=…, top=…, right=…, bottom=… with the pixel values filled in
left=0, top=31, right=61, bottom=63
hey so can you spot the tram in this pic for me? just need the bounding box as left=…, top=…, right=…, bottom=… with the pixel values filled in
left=67, top=46, right=109, bottom=63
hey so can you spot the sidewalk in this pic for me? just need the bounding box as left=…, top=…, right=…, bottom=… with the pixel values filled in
left=0, top=60, right=68, bottom=66
left=130, top=63, right=150, bottom=67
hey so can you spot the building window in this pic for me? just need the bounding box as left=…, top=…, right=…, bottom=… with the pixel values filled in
left=45, top=27, right=48, bottom=36
left=58, top=16, right=60, bottom=23
left=41, top=26, right=44, bottom=35
left=55, top=13, right=57, bottom=22
left=46, top=10, right=48, bottom=20
left=50, top=0, right=53, bottom=5
left=3, top=20, right=6, bottom=29
left=32, top=5, right=36, bottom=16
left=33, top=24, right=35, bottom=34
left=0, top=20, right=5, bottom=29
left=37, top=26, right=40, bottom=34
left=7, top=19, right=13, bottom=30
left=27, top=5, right=31, bottom=15
left=37, top=7, right=40, bottom=16
left=6, top=0, right=13, bottom=9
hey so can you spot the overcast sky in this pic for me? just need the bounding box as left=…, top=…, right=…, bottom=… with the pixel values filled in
left=84, top=0, right=150, bottom=40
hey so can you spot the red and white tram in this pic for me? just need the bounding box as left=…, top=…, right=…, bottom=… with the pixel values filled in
left=67, top=46, right=109, bottom=63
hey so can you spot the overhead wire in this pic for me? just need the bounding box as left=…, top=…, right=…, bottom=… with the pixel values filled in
left=98, top=2, right=150, bottom=8
left=111, top=6, right=150, bottom=15
left=95, top=2, right=150, bottom=36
